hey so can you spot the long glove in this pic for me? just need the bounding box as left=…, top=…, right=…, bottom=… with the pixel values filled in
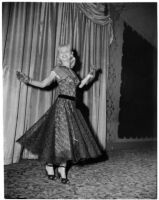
left=16, top=71, right=31, bottom=84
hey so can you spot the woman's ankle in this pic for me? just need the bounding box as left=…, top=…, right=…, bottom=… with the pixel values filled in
left=46, top=165, right=54, bottom=175
left=58, top=167, right=66, bottom=178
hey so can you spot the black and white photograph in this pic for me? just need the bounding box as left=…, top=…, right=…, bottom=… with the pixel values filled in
left=3, top=2, right=157, bottom=199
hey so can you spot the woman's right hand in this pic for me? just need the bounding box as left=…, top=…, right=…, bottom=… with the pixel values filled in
left=16, top=71, right=30, bottom=84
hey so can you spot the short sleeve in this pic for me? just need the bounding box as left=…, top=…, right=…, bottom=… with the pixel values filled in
left=52, top=66, right=69, bottom=80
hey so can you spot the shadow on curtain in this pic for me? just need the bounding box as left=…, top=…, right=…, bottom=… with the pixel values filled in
left=3, top=2, right=112, bottom=164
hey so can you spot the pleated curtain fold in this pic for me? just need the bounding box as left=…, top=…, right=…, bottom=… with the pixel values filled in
left=3, top=2, right=112, bottom=165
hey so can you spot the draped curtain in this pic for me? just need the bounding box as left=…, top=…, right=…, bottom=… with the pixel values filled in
left=3, top=2, right=112, bottom=165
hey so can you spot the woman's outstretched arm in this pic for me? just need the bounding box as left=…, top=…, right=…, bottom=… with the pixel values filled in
left=16, top=70, right=60, bottom=88
left=79, top=66, right=96, bottom=88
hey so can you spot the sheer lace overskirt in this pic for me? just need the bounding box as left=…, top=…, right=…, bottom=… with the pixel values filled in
left=17, top=66, right=103, bottom=164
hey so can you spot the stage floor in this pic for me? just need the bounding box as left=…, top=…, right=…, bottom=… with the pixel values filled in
left=4, top=146, right=157, bottom=199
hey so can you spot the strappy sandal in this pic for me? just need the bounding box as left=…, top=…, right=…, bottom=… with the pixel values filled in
left=57, top=166, right=70, bottom=184
left=45, top=164, right=57, bottom=181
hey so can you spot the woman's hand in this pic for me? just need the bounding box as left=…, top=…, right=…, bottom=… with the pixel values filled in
left=89, top=65, right=96, bottom=78
left=16, top=71, right=31, bottom=84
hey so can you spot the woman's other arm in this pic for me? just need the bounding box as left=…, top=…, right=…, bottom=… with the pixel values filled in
left=16, top=70, right=60, bottom=88
left=79, top=66, right=96, bottom=88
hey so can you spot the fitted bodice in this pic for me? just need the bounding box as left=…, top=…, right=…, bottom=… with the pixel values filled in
left=54, top=66, right=80, bottom=97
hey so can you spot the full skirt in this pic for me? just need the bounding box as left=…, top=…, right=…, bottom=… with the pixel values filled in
left=17, top=97, right=103, bottom=164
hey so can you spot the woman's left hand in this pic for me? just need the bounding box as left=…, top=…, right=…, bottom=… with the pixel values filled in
left=89, top=65, right=96, bottom=78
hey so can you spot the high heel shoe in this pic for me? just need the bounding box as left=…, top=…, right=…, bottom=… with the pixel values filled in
left=45, top=164, right=57, bottom=181
left=57, top=166, right=70, bottom=184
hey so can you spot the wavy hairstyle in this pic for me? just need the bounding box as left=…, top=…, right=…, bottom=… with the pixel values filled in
left=56, top=44, right=76, bottom=68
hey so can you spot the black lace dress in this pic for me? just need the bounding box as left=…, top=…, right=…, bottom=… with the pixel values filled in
left=17, top=66, right=103, bottom=164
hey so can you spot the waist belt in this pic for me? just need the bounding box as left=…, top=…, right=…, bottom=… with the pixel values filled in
left=58, top=94, right=76, bottom=101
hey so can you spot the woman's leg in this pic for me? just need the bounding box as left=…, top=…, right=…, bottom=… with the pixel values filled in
left=45, top=163, right=57, bottom=180
left=45, top=163, right=55, bottom=175
left=58, top=162, right=67, bottom=178
left=58, top=162, right=70, bottom=184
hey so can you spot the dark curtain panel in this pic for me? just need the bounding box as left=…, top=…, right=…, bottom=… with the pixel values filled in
left=119, top=23, right=157, bottom=139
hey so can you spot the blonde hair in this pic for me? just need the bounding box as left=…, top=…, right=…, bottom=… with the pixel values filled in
left=56, top=44, right=76, bottom=68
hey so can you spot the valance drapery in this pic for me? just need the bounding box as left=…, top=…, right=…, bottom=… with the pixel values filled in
left=77, top=3, right=111, bottom=25
left=76, top=3, right=113, bottom=44
left=3, top=2, right=112, bottom=164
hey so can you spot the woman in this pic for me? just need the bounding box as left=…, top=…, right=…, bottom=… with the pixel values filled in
left=16, top=44, right=103, bottom=184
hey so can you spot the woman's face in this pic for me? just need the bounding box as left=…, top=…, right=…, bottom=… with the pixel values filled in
left=59, top=46, right=71, bottom=63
